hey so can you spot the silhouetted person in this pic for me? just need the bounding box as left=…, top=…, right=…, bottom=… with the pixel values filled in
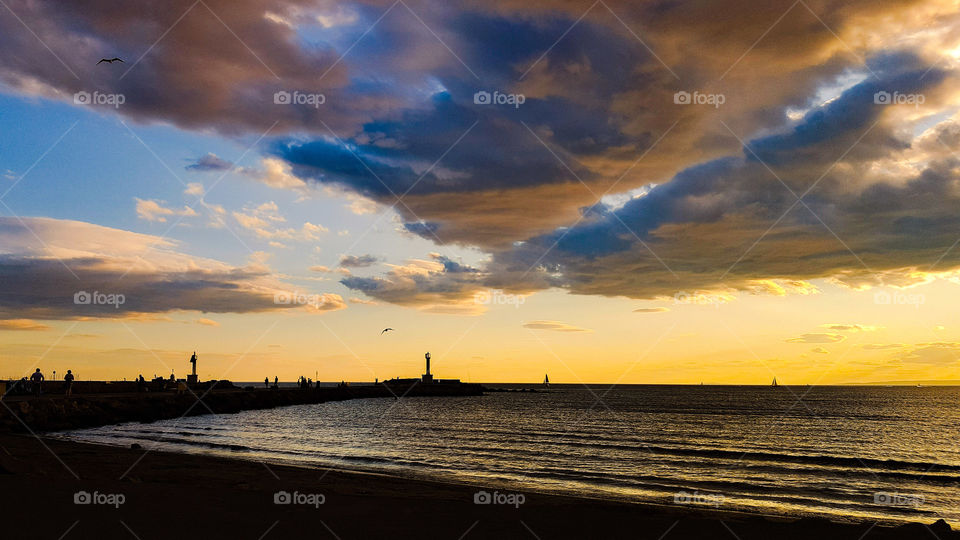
left=136, top=374, right=144, bottom=393
left=264, top=377, right=269, bottom=388
left=274, top=376, right=278, bottom=388
left=63, top=370, right=75, bottom=396
left=30, top=368, right=43, bottom=397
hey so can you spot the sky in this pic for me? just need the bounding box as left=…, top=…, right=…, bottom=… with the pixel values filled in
left=2, top=0, right=960, bottom=384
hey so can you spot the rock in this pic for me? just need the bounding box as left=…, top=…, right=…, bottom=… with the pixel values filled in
left=130, top=443, right=142, bottom=450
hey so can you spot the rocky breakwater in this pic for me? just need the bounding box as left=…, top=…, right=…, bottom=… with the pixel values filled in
left=0, top=382, right=485, bottom=433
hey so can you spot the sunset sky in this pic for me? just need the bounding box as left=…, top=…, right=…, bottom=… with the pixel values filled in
left=2, top=0, right=960, bottom=383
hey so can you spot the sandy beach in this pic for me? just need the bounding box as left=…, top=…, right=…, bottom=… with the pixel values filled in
left=0, top=432, right=954, bottom=540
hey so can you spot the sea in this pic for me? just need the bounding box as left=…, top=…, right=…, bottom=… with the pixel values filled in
left=54, top=384, right=960, bottom=525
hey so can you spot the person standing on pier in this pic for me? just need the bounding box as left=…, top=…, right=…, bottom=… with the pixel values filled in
left=30, top=368, right=43, bottom=398
left=63, top=370, right=74, bottom=396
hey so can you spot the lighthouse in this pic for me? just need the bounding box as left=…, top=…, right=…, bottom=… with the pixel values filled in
left=421, top=352, right=434, bottom=383
left=187, top=351, right=199, bottom=384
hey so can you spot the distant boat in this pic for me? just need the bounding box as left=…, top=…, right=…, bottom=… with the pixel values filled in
left=772, top=377, right=779, bottom=387
left=543, top=374, right=550, bottom=387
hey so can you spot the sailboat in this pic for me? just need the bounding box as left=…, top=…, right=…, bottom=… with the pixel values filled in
left=771, top=377, right=779, bottom=387
left=543, top=374, right=550, bottom=387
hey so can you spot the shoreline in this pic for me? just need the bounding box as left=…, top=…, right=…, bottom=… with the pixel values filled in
left=50, top=431, right=947, bottom=530
left=1, top=432, right=954, bottom=539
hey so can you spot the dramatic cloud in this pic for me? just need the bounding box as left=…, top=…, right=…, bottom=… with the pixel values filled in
left=355, top=52, right=960, bottom=307
left=0, top=217, right=345, bottom=320
left=4, top=0, right=960, bottom=310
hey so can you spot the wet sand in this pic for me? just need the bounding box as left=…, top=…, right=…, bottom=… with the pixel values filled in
left=0, top=433, right=954, bottom=540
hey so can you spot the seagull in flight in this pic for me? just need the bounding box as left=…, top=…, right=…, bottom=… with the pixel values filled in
left=380, top=328, right=394, bottom=335
left=97, top=58, right=124, bottom=65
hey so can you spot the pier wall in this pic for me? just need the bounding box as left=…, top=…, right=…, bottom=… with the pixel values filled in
left=0, top=383, right=484, bottom=433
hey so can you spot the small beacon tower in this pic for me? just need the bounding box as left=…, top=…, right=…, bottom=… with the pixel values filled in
left=187, top=351, right=199, bottom=384
left=421, top=352, right=434, bottom=383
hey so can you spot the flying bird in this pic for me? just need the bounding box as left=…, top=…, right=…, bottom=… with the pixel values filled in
left=380, top=328, right=394, bottom=335
left=97, top=58, right=124, bottom=65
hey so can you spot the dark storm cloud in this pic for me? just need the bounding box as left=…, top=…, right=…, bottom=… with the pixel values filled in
left=3, top=0, right=959, bottom=309
left=349, top=57, right=960, bottom=306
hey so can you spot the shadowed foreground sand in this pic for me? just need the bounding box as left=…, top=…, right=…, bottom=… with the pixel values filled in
left=1, top=434, right=955, bottom=540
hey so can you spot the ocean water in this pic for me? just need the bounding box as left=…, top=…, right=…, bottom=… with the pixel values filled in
left=56, top=385, right=960, bottom=525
